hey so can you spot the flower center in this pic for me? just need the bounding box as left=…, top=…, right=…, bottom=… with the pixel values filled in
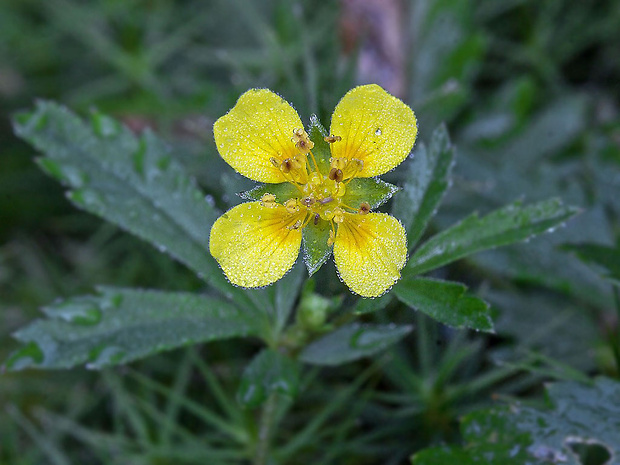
left=263, top=128, right=371, bottom=240
left=302, top=172, right=347, bottom=222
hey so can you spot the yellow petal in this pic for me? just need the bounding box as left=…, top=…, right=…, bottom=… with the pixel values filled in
left=209, top=202, right=304, bottom=288
left=333, top=213, right=407, bottom=297
left=329, top=84, right=417, bottom=177
left=214, top=89, right=304, bottom=183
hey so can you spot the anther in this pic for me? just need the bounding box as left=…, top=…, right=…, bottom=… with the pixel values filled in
left=333, top=208, right=345, bottom=224
left=328, top=168, right=344, bottom=183
left=351, top=158, right=364, bottom=171
left=319, top=196, right=333, bottom=205
left=280, top=159, right=293, bottom=173
left=324, top=135, right=342, bottom=143
left=260, top=193, right=277, bottom=208
left=301, top=196, right=315, bottom=207
left=292, top=128, right=314, bottom=154
left=359, top=202, right=371, bottom=214
left=330, top=157, right=347, bottom=171
left=284, top=198, right=299, bottom=213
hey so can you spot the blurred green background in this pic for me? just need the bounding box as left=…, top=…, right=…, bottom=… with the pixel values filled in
left=1, top=0, right=619, bottom=463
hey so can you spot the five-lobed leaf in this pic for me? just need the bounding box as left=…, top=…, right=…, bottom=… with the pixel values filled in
left=394, top=277, right=493, bottom=331
left=405, top=198, right=580, bottom=277
left=4, top=287, right=258, bottom=371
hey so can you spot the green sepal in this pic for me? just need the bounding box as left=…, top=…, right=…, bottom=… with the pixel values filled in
left=239, top=182, right=299, bottom=203
left=302, top=218, right=333, bottom=276
left=307, top=114, right=332, bottom=173
left=342, top=178, right=400, bottom=210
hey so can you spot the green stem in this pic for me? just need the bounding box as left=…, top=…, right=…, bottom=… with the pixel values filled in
left=254, top=393, right=278, bottom=465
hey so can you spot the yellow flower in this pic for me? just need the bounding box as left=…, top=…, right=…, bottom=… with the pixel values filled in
left=209, top=84, right=417, bottom=297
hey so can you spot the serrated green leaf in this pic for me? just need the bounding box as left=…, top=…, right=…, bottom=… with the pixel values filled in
left=394, top=277, right=493, bottom=331
left=239, top=182, right=299, bottom=203
left=300, top=323, right=412, bottom=366
left=405, top=198, right=580, bottom=277
left=413, top=377, right=620, bottom=465
left=392, top=124, right=455, bottom=250
left=307, top=114, right=331, bottom=173
left=12, top=102, right=233, bottom=296
left=302, top=218, right=333, bottom=276
left=342, top=178, right=399, bottom=210
left=237, top=349, right=300, bottom=408
left=3, top=287, right=256, bottom=371
left=561, top=243, right=620, bottom=285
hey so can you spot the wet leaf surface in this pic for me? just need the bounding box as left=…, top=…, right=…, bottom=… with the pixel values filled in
left=4, top=287, right=257, bottom=371
left=300, top=323, right=412, bottom=366
left=413, top=377, right=620, bottom=465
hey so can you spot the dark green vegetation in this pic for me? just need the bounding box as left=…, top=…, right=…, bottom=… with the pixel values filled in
left=1, top=0, right=619, bottom=464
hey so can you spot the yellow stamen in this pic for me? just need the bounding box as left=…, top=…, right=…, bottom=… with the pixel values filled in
left=330, top=157, right=347, bottom=171
left=359, top=202, right=371, bottom=214
left=260, top=193, right=277, bottom=208
left=307, top=150, right=321, bottom=174
left=339, top=202, right=360, bottom=212
left=292, top=128, right=314, bottom=154
left=333, top=207, right=345, bottom=224
left=327, top=229, right=335, bottom=246
left=284, top=198, right=299, bottom=213
left=324, top=135, right=342, bottom=143
left=329, top=168, right=344, bottom=183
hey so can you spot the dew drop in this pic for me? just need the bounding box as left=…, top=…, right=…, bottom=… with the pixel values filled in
left=375, top=128, right=382, bottom=136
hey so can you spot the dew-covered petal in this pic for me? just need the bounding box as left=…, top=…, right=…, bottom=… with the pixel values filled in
left=329, top=84, right=417, bottom=177
left=333, top=213, right=407, bottom=297
left=213, top=89, right=303, bottom=183
left=209, top=202, right=304, bottom=288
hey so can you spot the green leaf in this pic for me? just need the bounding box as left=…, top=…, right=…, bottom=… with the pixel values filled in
left=411, top=408, right=532, bottom=465
left=12, top=102, right=232, bottom=295
left=394, top=277, right=493, bottom=331
left=413, top=377, right=620, bottom=465
left=342, top=178, right=399, bottom=210
left=307, top=114, right=331, bottom=173
left=353, top=294, right=393, bottom=315
left=300, top=323, right=413, bottom=366
left=405, top=198, right=580, bottom=277
left=302, top=218, right=333, bottom=276
left=392, top=124, right=455, bottom=250
left=237, top=349, right=300, bottom=408
left=3, top=287, right=256, bottom=371
left=561, top=243, right=620, bottom=285
left=239, top=182, right=299, bottom=203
